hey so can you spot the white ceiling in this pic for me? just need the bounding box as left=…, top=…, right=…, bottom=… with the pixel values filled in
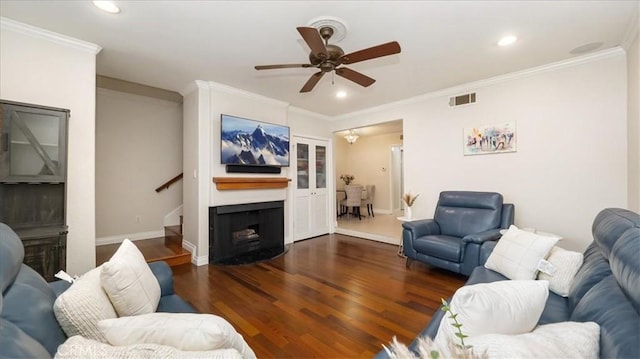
left=1, top=1, right=637, bottom=117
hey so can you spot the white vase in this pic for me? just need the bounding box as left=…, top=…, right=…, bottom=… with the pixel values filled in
left=405, top=205, right=412, bottom=220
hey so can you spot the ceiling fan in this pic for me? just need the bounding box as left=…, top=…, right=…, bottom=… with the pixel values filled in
left=254, top=26, right=401, bottom=93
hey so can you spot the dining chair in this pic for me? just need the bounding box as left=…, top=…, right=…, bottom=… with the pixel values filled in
left=361, top=185, right=375, bottom=217
left=341, top=185, right=364, bottom=220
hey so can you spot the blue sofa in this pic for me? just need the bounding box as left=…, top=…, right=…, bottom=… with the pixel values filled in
left=402, top=191, right=514, bottom=275
left=0, top=222, right=196, bottom=358
left=378, top=207, right=639, bottom=359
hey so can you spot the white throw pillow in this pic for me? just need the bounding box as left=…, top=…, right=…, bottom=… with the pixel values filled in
left=53, top=266, right=117, bottom=342
left=55, top=335, right=244, bottom=359
left=100, top=239, right=161, bottom=316
left=434, top=280, right=549, bottom=347
left=98, top=313, right=256, bottom=359
left=467, top=321, right=600, bottom=359
left=537, top=246, right=584, bottom=297
left=485, top=225, right=559, bottom=280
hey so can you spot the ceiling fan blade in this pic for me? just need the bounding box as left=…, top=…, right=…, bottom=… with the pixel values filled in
left=341, top=41, right=401, bottom=65
left=255, top=64, right=313, bottom=70
left=335, top=67, right=376, bottom=87
left=297, top=27, right=328, bottom=59
left=300, top=72, right=324, bottom=93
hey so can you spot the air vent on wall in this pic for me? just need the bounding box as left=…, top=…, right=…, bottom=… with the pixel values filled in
left=449, top=92, right=476, bottom=107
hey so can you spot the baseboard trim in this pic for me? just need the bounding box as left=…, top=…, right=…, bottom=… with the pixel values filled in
left=334, top=227, right=400, bottom=246
left=96, top=230, right=165, bottom=246
left=194, top=255, right=209, bottom=266
left=372, top=208, right=392, bottom=215
left=181, top=241, right=208, bottom=266
left=180, top=240, right=199, bottom=265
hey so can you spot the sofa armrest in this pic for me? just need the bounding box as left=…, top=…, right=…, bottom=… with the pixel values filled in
left=462, top=228, right=502, bottom=244
left=48, top=279, right=72, bottom=297
left=402, top=219, right=440, bottom=239
left=479, top=240, right=499, bottom=264
left=149, top=261, right=174, bottom=296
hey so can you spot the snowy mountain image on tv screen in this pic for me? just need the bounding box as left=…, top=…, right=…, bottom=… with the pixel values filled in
left=221, top=115, right=290, bottom=167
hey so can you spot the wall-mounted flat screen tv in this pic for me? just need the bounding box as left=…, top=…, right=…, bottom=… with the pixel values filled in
left=220, top=114, right=290, bottom=167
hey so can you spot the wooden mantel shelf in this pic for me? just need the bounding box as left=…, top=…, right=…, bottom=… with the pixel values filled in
left=213, top=177, right=290, bottom=190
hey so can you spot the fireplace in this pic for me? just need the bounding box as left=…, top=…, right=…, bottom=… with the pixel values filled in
left=209, top=201, right=284, bottom=265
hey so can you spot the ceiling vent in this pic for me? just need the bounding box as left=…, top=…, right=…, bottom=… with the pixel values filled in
left=449, top=92, right=476, bottom=107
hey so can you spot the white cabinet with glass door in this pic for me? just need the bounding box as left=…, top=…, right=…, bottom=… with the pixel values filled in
left=293, top=136, right=330, bottom=241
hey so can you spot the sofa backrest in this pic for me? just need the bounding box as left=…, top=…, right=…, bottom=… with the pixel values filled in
left=568, top=208, right=639, bottom=359
left=434, top=191, right=504, bottom=237
left=0, top=223, right=67, bottom=358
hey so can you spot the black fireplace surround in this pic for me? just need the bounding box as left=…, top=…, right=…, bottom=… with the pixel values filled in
left=209, top=201, right=284, bottom=265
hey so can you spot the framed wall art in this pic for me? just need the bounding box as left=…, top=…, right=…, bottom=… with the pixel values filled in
left=464, top=122, right=516, bottom=155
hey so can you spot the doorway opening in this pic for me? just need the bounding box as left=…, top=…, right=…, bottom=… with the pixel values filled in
left=333, top=120, right=404, bottom=244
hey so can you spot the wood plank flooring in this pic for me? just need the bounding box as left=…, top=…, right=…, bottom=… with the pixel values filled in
left=170, top=234, right=466, bottom=358
left=96, top=237, right=191, bottom=267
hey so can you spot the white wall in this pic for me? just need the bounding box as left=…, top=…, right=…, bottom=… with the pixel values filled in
left=288, top=106, right=333, bottom=139
left=0, top=18, right=100, bottom=275
left=95, top=88, right=183, bottom=244
left=333, top=50, right=628, bottom=251
left=627, top=16, right=640, bottom=213
left=181, top=81, right=210, bottom=265
left=182, top=81, right=324, bottom=264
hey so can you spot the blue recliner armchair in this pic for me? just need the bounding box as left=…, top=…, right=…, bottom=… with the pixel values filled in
left=403, top=191, right=514, bottom=275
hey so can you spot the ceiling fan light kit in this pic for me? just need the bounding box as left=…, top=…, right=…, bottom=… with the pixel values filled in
left=255, top=20, right=401, bottom=93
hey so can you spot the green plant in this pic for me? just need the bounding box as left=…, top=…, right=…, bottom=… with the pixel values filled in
left=441, top=298, right=469, bottom=349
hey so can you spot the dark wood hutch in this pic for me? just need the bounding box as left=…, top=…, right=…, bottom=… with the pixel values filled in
left=0, top=100, right=68, bottom=282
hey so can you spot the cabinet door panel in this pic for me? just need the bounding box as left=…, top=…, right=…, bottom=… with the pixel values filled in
left=1, top=100, right=68, bottom=183
left=294, top=137, right=330, bottom=241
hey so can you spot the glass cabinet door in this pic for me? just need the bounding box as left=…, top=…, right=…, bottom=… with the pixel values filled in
left=315, top=145, right=326, bottom=189
left=0, top=101, right=68, bottom=182
left=297, top=143, right=309, bottom=189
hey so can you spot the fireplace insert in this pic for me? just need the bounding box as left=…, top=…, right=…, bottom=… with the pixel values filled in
left=209, top=200, right=284, bottom=265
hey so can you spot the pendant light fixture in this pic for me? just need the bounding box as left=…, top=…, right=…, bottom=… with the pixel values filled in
left=344, top=129, right=359, bottom=144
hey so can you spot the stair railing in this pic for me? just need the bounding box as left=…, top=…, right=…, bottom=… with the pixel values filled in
left=155, top=173, right=183, bottom=193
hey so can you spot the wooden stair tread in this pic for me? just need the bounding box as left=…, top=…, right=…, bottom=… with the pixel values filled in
left=96, top=237, right=191, bottom=267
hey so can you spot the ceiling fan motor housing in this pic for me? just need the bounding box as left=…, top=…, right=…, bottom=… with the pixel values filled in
left=310, top=44, right=345, bottom=71
left=255, top=21, right=401, bottom=93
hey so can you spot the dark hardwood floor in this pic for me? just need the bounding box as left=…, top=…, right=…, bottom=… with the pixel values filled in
left=169, top=234, right=466, bottom=358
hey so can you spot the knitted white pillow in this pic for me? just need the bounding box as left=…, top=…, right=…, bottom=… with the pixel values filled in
left=53, top=266, right=116, bottom=342
left=537, top=246, right=584, bottom=297
left=467, top=321, right=600, bottom=359
left=485, top=225, right=559, bottom=280
left=98, top=313, right=256, bottom=359
left=100, top=239, right=160, bottom=316
left=55, top=335, right=244, bottom=359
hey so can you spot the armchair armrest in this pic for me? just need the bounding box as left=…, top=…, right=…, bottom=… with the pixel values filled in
left=462, top=228, right=503, bottom=244
left=402, top=219, right=440, bottom=239
left=149, top=261, right=174, bottom=296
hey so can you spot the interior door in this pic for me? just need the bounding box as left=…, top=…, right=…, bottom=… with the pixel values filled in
left=293, top=137, right=330, bottom=241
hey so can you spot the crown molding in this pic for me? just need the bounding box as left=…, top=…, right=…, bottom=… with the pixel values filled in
left=288, top=105, right=332, bottom=122
left=206, top=81, right=290, bottom=108
left=621, top=7, right=639, bottom=50
left=1, top=17, right=101, bottom=54
left=333, top=47, right=626, bottom=121
left=180, top=80, right=209, bottom=96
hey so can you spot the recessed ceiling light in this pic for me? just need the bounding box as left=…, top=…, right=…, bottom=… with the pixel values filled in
left=498, top=35, right=517, bottom=47
left=93, top=1, right=121, bottom=14
left=336, top=90, right=347, bottom=99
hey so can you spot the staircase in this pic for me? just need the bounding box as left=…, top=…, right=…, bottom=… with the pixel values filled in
left=96, top=219, right=191, bottom=267
left=158, top=219, right=191, bottom=266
